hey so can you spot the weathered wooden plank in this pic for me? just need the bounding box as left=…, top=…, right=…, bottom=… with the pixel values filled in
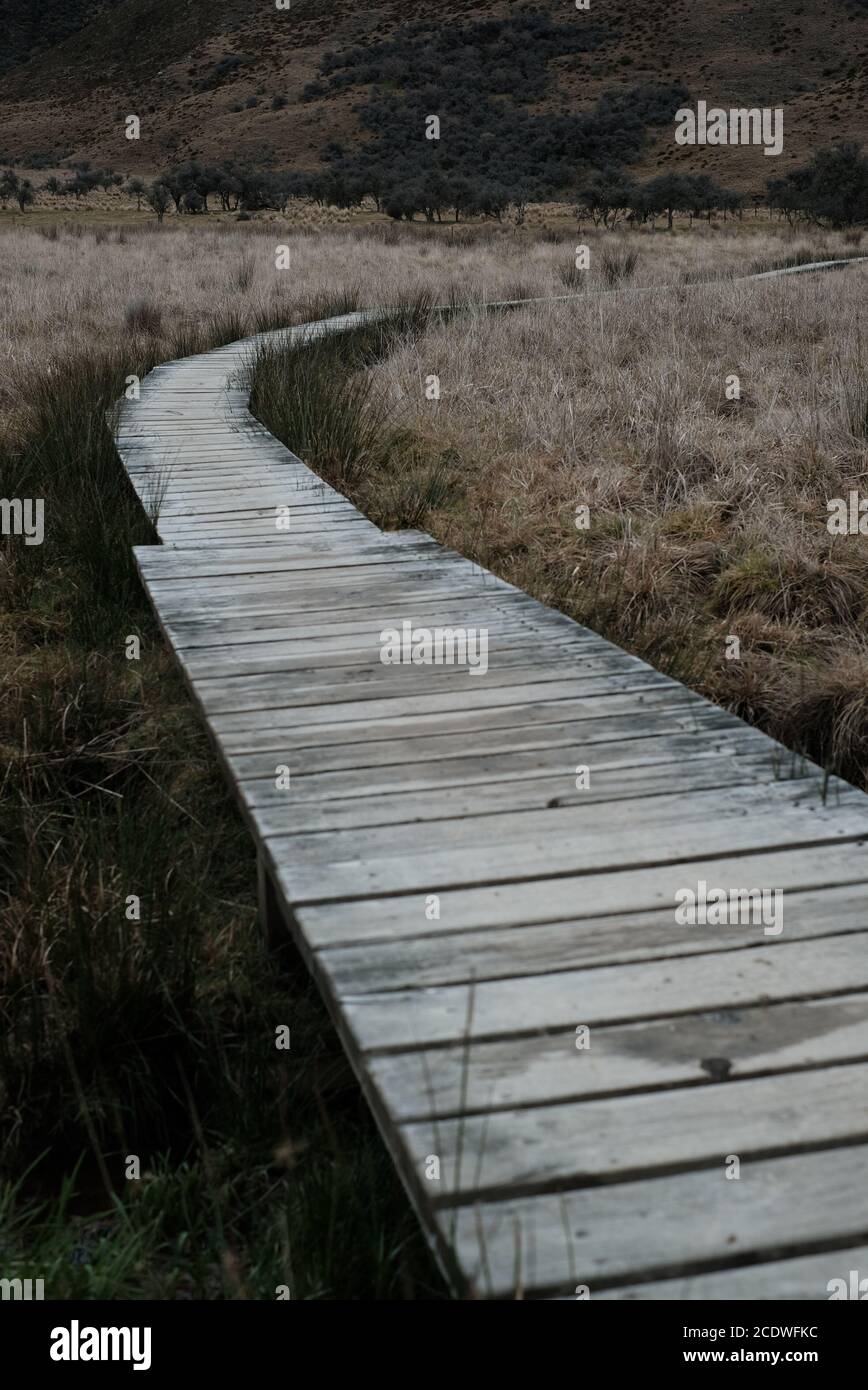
left=178, top=619, right=579, bottom=669
left=248, top=749, right=785, bottom=837
left=294, top=840, right=868, bottom=946
left=132, top=475, right=322, bottom=496
left=155, top=509, right=367, bottom=537
left=319, top=881, right=868, bottom=994
left=163, top=594, right=540, bottom=648
left=401, top=1060, right=868, bottom=1202
left=226, top=702, right=744, bottom=780
left=255, top=754, right=804, bottom=841
left=139, top=536, right=423, bottom=570
left=239, top=721, right=768, bottom=799
left=184, top=644, right=593, bottom=692
left=141, top=565, right=506, bottom=611
left=591, top=1246, right=868, bottom=1300
left=343, top=933, right=868, bottom=1054
left=140, top=577, right=519, bottom=622
left=142, top=550, right=486, bottom=587
left=210, top=673, right=682, bottom=745
left=158, top=517, right=377, bottom=539
left=140, top=542, right=446, bottom=582
left=272, top=780, right=867, bottom=904
left=193, top=653, right=655, bottom=716
left=443, top=1144, right=868, bottom=1296
left=217, top=689, right=745, bottom=767
left=366, top=989, right=868, bottom=1121
left=275, top=772, right=856, bottom=862
left=160, top=596, right=543, bottom=644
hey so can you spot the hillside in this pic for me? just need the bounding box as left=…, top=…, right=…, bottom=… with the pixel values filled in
left=0, top=0, right=866, bottom=194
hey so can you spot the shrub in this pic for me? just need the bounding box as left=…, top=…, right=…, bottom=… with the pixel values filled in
left=600, top=245, right=639, bottom=286
left=124, top=296, right=163, bottom=335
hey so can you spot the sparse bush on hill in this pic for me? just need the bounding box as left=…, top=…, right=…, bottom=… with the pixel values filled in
left=299, top=14, right=688, bottom=219
left=319, top=13, right=610, bottom=102
left=197, top=53, right=250, bottom=91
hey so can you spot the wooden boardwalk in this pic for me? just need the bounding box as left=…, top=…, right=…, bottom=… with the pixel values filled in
left=113, top=301, right=868, bottom=1300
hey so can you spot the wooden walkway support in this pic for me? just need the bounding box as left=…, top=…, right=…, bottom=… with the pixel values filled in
left=113, top=294, right=868, bottom=1300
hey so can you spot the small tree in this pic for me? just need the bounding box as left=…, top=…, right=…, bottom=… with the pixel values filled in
left=575, top=171, right=637, bottom=230
left=216, top=173, right=242, bottom=211
left=805, top=142, right=868, bottom=228
left=15, top=179, right=35, bottom=212
left=766, top=169, right=812, bottom=227
left=66, top=175, right=90, bottom=199
left=147, top=181, right=172, bottom=223
left=126, top=177, right=146, bottom=210
left=642, top=173, right=691, bottom=231
left=0, top=169, right=20, bottom=207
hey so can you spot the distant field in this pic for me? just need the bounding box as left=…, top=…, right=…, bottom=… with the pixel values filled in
left=0, top=212, right=834, bottom=435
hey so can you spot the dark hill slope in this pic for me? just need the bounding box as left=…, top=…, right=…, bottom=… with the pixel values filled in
left=0, top=0, right=865, bottom=194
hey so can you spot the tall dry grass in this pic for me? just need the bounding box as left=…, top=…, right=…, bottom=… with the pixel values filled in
left=2, top=217, right=859, bottom=441
left=357, top=260, right=868, bottom=782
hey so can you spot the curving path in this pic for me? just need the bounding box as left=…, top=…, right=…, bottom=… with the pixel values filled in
left=113, top=263, right=868, bottom=1299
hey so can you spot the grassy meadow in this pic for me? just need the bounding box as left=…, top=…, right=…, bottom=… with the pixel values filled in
left=1, top=213, right=867, bottom=1297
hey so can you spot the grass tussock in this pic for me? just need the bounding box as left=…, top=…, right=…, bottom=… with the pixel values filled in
left=248, top=292, right=440, bottom=496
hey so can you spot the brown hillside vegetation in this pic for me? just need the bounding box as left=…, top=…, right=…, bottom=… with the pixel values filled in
left=0, top=0, right=866, bottom=193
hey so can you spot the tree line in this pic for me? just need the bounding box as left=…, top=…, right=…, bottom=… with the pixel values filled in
left=129, top=144, right=868, bottom=229
left=2, top=144, right=866, bottom=230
